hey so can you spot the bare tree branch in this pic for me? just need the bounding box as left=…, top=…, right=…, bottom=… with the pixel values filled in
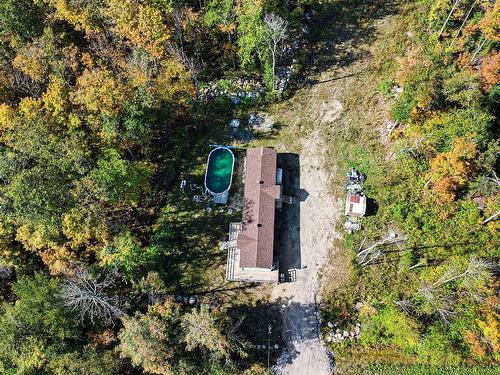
left=482, top=210, right=500, bottom=225
left=60, top=265, right=124, bottom=326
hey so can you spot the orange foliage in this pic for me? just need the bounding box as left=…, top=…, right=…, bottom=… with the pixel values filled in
left=479, top=50, right=500, bottom=90
left=38, top=246, right=77, bottom=274
left=88, top=329, right=116, bottom=346
left=464, top=330, right=487, bottom=358
left=464, top=296, right=500, bottom=361
left=426, top=137, right=477, bottom=204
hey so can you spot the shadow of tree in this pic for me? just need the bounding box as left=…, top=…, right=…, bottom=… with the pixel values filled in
left=227, top=298, right=335, bottom=369
left=287, top=0, right=400, bottom=96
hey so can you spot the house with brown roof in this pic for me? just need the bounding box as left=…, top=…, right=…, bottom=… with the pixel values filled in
left=226, top=147, right=282, bottom=282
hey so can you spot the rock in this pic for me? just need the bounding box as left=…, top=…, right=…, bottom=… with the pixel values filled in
left=355, top=301, right=363, bottom=311
left=229, top=119, right=240, bottom=128
left=391, top=85, right=403, bottom=96
left=188, top=296, right=197, bottom=305
left=327, top=322, right=334, bottom=328
left=343, top=330, right=349, bottom=338
left=248, top=113, right=274, bottom=132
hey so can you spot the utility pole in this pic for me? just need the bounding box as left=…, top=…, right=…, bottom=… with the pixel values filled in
left=267, top=324, right=272, bottom=368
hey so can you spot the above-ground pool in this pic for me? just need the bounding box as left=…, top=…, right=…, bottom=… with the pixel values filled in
left=205, top=147, right=235, bottom=195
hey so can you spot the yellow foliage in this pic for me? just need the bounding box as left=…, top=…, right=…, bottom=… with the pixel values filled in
left=477, top=312, right=500, bottom=353
left=465, top=297, right=500, bottom=361
left=62, top=207, right=109, bottom=248
left=154, top=59, right=195, bottom=101
left=106, top=0, right=171, bottom=58
left=0, top=103, right=15, bottom=132
left=15, top=224, right=58, bottom=252
left=68, top=113, right=81, bottom=129
left=13, top=45, right=47, bottom=82
left=42, top=77, right=68, bottom=123
left=426, top=137, right=477, bottom=204
left=18, top=97, right=43, bottom=119
left=479, top=1, right=500, bottom=42
left=46, top=0, right=101, bottom=35
left=72, top=68, right=129, bottom=118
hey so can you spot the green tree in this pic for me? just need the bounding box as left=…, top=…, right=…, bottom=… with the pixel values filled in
left=6, top=166, right=72, bottom=249
left=0, top=274, right=79, bottom=373
left=84, top=149, right=153, bottom=205
left=98, top=231, right=154, bottom=280
left=0, top=0, right=43, bottom=43
left=118, top=300, right=182, bottom=375
left=181, top=305, right=230, bottom=359
left=442, top=70, right=483, bottom=108
left=236, top=0, right=267, bottom=69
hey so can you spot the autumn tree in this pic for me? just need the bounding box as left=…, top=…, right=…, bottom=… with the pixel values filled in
left=72, top=67, right=130, bottom=121
left=479, top=50, right=500, bottom=90
left=106, top=0, right=171, bottom=58
left=426, top=137, right=477, bottom=204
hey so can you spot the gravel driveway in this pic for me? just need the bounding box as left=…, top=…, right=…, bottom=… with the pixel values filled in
left=272, top=130, right=341, bottom=375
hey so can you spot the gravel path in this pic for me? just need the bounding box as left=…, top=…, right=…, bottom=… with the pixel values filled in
left=272, top=130, right=341, bottom=375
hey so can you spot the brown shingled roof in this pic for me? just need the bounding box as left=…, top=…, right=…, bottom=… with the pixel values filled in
left=237, top=148, right=279, bottom=269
